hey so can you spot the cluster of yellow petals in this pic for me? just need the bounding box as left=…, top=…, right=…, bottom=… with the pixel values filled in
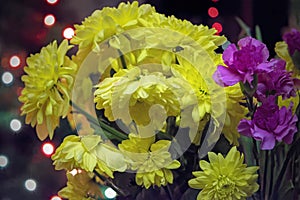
left=188, top=147, right=259, bottom=200
left=52, top=135, right=118, bottom=178
left=118, top=134, right=181, bottom=189
left=58, top=170, right=103, bottom=200
left=94, top=67, right=181, bottom=128
left=18, top=40, right=77, bottom=140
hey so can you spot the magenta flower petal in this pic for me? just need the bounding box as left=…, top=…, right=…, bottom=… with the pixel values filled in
left=213, top=65, right=242, bottom=86
left=213, top=36, right=272, bottom=87
left=237, top=119, right=253, bottom=137
left=253, top=126, right=276, bottom=150
left=222, top=44, right=237, bottom=66
left=237, top=99, right=298, bottom=150
left=282, top=125, right=297, bottom=144
left=255, top=59, right=296, bottom=101
left=283, top=28, right=300, bottom=55
left=237, top=36, right=269, bottom=63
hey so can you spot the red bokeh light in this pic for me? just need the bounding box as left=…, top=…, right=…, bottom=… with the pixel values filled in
left=212, top=22, right=223, bottom=34
left=208, top=7, right=219, bottom=18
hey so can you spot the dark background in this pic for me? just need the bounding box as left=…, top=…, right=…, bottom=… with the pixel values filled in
left=0, top=0, right=295, bottom=199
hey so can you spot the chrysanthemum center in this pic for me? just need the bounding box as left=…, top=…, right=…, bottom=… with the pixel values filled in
left=215, top=175, right=235, bottom=195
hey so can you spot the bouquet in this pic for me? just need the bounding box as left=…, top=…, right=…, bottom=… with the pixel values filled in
left=18, top=1, right=300, bottom=199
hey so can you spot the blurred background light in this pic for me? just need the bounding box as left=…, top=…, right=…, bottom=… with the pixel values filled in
left=50, top=195, right=62, bottom=200
left=44, top=14, right=56, bottom=26
left=1, top=72, right=14, bottom=85
left=62, top=27, right=74, bottom=39
left=24, top=179, right=37, bottom=191
left=208, top=7, right=219, bottom=18
left=104, top=187, right=117, bottom=199
left=9, top=55, right=21, bottom=68
left=69, top=169, right=82, bottom=176
left=0, top=155, right=9, bottom=168
left=212, top=22, right=223, bottom=34
left=42, top=142, right=55, bottom=156
left=10, top=119, right=22, bottom=132
left=46, top=0, right=59, bottom=5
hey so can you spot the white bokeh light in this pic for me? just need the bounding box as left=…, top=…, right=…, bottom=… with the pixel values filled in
left=63, top=27, right=75, bottom=39
left=46, top=0, right=58, bottom=4
left=104, top=187, right=117, bottom=199
left=24, top=179, right=37, bottom=191
left=42, top=143, right=54, bottom=156
left=9, top=55, right=21, bottom=68
left=2, top=72, right=14, bottom=85
left=10, top=119, right=22, bottom=132
left=69, top=169, right=82, bottom=176
left=0, top=155, right=9, bottom=168
left=50, top=196, right=62, bottom=200
left=44, top=14, right=56, bottom=26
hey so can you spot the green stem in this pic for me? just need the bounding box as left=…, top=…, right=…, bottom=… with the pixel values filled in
left=268, top=150, right=275, bottom=199
left=117, top=49, right=127, bottom=69
left=270, top=137, right=300, bottom=199
left=93, top=170, right=128, bottom=197
left=166, top=185, right=174, bottom=200
left=262, top=150, right=268, bottom=199
left=71, top=101, right=128, bottom=140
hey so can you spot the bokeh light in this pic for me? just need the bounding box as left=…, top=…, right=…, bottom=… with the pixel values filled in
left=212, top=0, right=219, bottom=2
left=212, top=22, right=223, bottom=34
left=42, top=142, right=55, bottom=156
left=63, top=27, right=75, bottom=39
left=46, top=0, right=59, bottom=5
left=50, top=195, right=62, bottom=200
left=10, top=119, right=22, bottom=132
left=104, top=187, right=117, bottom=199
left=69, top=169, right=82, bottom=176
left=24, top=179, right=37, bottom=191
left=1, top=72, right=14, bottom=85
left=208, top=7, right=219, bottom=18
left=44, top=14, right=56, bottom=26
left=0, top=155, right=9, bottom=168
left=9, top=55, right=21, bottom=68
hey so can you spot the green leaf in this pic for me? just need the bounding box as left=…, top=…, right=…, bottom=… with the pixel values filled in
left=235, top=17, right=251, bottom=36
left=255, top=25, right=263, bottom=42
left=278, top=180, right=295, bottom=200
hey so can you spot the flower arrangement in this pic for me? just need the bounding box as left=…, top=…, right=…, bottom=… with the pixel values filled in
left=18, top=1, right=300, bottom=200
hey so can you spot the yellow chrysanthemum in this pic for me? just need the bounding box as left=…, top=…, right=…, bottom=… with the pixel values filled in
left=188, top=146, right=259, bottom=200
left=52, top=135, right=126, bottom=178
left=275, top=41, right=300, bottom=114
left=118, top=133, right=181, bottom=189
left=94, top=67, right=181, bottom=127
left=151, top=13, right=226, bottom=63
left=222, top=84, right=247, bottom=145
left=275, top=41, right=300, bottom=78
left=58, top=170, right=103, bottom=200
left=171, top=56, right=212, bottom=121
left=18, top=40, right=77, bottom=140
left=71, top=1, right=226, bottom=66
left=71, top=1, right=156, bottom=64
left=278, top=94, right=299, bottom=114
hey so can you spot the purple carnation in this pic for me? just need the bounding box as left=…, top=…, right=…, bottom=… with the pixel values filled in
left=237, top=97, right=298, bottom=150
left=283, top=28, right=300, bottom=55
left=213, top=36, right=272, bottom=87
left=255, top=59, right=296, bottom=101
